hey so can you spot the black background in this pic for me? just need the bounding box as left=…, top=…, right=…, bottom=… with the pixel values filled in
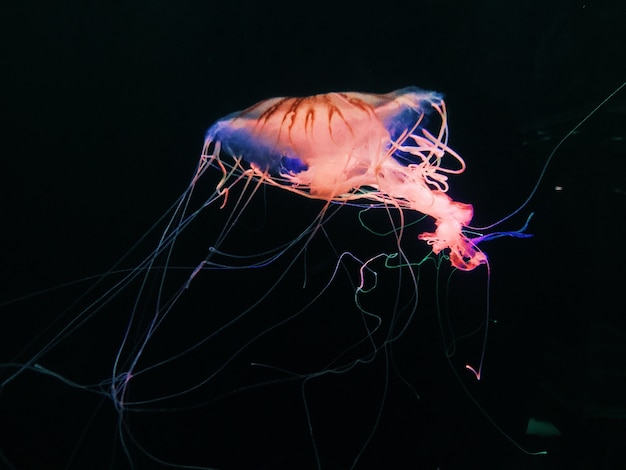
left=1, top=1, right=625, bottom=469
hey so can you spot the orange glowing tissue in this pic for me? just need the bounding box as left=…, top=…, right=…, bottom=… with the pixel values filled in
left=198, top=87, right=487, bottom=270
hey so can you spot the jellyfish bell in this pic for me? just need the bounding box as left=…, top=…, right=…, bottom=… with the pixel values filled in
left=200, top=86, right=488, bottom=272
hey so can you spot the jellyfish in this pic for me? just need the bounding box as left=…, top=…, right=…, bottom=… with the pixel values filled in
left=1, top=86, right=533, bottom=469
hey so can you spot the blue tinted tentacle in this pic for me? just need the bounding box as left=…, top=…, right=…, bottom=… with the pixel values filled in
left=470, top=212, right=535, bottom=245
